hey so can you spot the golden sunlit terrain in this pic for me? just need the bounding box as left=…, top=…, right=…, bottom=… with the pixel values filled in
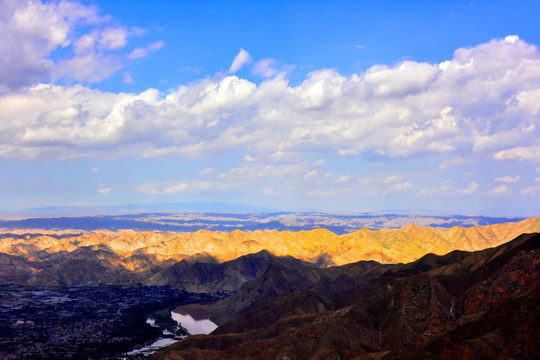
left=2, top=217, right=538, bottom=266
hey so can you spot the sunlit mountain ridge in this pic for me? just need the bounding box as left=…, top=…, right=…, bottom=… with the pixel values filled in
left=2, top=217, right=538, bottom=264
left=0, top=217, right=538, bottom=288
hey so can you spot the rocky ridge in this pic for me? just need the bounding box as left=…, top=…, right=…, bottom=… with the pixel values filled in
left=1, top=217, right=538, bottom=265
left=152, top=232, right=540, bottom=359
left=0, top=217, right=538, bottom=289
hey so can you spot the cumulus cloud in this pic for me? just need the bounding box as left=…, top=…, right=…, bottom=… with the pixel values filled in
left=334, top=175, right=352, bottom=183
left=417, top=184, right=453, bottom=196
left=253, top=58, right=278, bottom=77
left=139, top=180, right=222, bottom=194
left=122, top=71, right=135, bottom=84
left=136, top=160, right=326, bottom=196
left=494, top=175, right=520, bottom=183
left=0, top=0, right=147, bottom=88
left=304, top=170, right=318, bottom=180
left=417, top=181, right=478, bottom=196
left=98, top=187, right=112, bottom=194
left=199, top=168, right=215, bottom=175
left=99, top=27, right=129, bottom=50
left=484, top=184, right=511, bottom=197
left=455, top=181, right=479, bottom=195
left=494, top=145, right=540, bottom=161
left=229, top=48, right=251, bottom=73
left=1, top=35, right=540, bottom=166
left=306, top=189, right=332, bottom=197
left=262, top=187, right=281, bottom=196
left=384, top=175, right=403, bottom=184
left=136, top=183, right=160, bottom=194
left=438, top=157, right=474, bottom=170
left=520, top=185, right=540, bottom=195
left=384, top=181, right=412, bottom=195
left=128, top=40, right=165, bottom=59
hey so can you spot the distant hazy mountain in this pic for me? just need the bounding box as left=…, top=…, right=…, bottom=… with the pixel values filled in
left=0, top=210, right=530, bottom=234
left=0, top=202, right=274, bottom=217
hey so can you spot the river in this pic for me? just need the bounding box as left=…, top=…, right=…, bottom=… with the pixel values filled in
left=123, top=302, right=217, bottom=358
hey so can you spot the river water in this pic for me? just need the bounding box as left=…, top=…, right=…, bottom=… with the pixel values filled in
left=123, top=303, right=217, bottom=358
left=171, top=303, right=218, bottom=335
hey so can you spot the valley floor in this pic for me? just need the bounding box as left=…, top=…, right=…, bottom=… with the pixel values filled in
left=0, top=285, right=217, bottom=359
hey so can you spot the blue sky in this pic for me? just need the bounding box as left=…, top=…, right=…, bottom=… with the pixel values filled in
left=1, top=0, right=540, bottom=215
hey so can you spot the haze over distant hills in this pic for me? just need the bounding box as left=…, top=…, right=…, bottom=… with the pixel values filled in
left=0, top=210, right=529, bottom=234
left=0, top=202, right=274, bottom=218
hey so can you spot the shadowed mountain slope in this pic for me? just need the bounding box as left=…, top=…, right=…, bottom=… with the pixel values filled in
left=149, top=250, right=313, bottom=292
left=152, top=232, right=540, bottom=360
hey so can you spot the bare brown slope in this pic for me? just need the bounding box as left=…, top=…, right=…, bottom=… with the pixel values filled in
left=151, top=233, right=540, bottom=360
left=1, top=217, right=538, bottom=267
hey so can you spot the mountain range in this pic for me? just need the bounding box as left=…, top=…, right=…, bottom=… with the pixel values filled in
left=0, top=218, right=538, bottom=289
left=152, top=232, right=540, bottom=359
left=1, top=217, right=539, bottom=358
left=0, top=211, right=527, bottom=234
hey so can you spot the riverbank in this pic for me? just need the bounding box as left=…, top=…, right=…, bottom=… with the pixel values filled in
left=0, top=285, right=217, bottom=359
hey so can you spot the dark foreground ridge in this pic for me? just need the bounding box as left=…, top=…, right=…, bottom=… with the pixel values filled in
left=151, top=232, right=540, bottom=359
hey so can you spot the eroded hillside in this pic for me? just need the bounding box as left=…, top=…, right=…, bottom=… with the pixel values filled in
left=1, top=217, right=539, bottom=265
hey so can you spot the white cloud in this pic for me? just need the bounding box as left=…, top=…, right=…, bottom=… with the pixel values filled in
left=354, top=44, right=370, bottom=50
left=262, top=187, right=281, bottom=196
left=384, top=175, right=403, bottom=184
left=98, top=187, right=112, bottom=194
left=199, top=168, right=215, bottom=175
left=136, top=183, right=160, bottom=194
left=417, top=184, right=453, bottom=196
left=306, top=189, right=332, bottom=197
left=122, top=71, right=135, bottom=84
left=520, top=185, right=540, bottom=195
left=384, top=181, right=412, bottom=195
left=1, top=36, right=540, bottom=165
left=334, top=175, right=352, bottom=183
left=54, top=53, right=125, bottom=83
left=253, top=58, right=277, bottom=77
left=494, top=145, right=540, bottom=161
left=438, top=157, right=474, bottom=170
left=128, top=40, right=164, bottom=59
left=90, top=167, right=99, bottom=173
left=163, top=183, right=189, bottom=194
left=304, top=170, right=318, bottom=180
left=535, top=177, right=540, bottom=183
left=0, top=0, right=146, bottom=88
left=484, top=184, right=511, bottom=197
left=137, top=159, right=328, bottom=197
left=417, top=181, right=478, bottom=196
left=455, top=181, right=479, bottom=195
left=138, top=179, right=227, bottom=195
left=99, top=27, right=128, bottom=50
left=229, top=48, right=251, bottom=73
left=494, top=175, right=520, bottom=183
